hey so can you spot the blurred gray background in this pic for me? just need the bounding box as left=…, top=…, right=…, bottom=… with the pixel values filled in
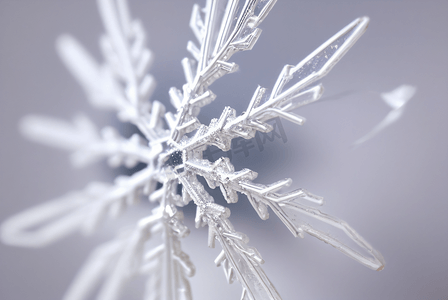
left=1, top=0, right=447, bottom=299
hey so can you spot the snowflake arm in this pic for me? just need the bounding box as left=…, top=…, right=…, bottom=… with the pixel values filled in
left=167, top=17, right=371, bottom=155
left=184, top=157, right=385, bottom=271
left=59, top=181, right=194, bottom=300
left=1, top=166, right=157, bottom=248
left=223, top=16, right=370, bottom=138
left=189, top=0, right=277, bottom=87
left=170, top=0, right=277, bottom=143
left=267, top=17, right=369, bottom=103
left=20, top=114, right=162, bottom=168
left=57, top=0, right=164, bottom=141
left=276, top=201, right=385, bottom=271
left=212, top=218, right=282, bottom=300
left=179, top=172, right=282, bottom=300
left=1, top=0, right=165, bottom=247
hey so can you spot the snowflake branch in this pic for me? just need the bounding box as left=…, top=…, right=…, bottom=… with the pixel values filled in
left=1, top=167, right=157, bottom=248
left=144, top=184, right=194, bottom=300
left=167, top=17, right=370, bottom=150
left=183, top=157, right=385, bottom=271
left=176, top=169, right=281, bottom=300
left=275, top=200, right=386, bottom=271
left=62, top=237, right=126, bottom=300
left=190, top=0, right=277, bottom=89
left=221, top=17, right=370, bottom=137
left=194, top=201, right=281, bottom=300
left=53, top=183, right=193, bottom=300
left=57, top=0, right=161, bottom=141
left=62, top=210, right=163, bottom=300
left=167, top=86, right=319, bottom=155
left=169, top=0, right=277, bottom=143
left=80, top=126, right=162, bottom=168
left=20, top=114, right=163, bottom=168
left=211, top=218, right=282, bottom=300
left=170, top=17, right=371, bottom=165
left=247, top=186, right=385, bottom=271
left=268, top=17, right=369, bottom=103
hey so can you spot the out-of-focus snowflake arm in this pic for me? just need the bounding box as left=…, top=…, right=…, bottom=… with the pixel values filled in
left=56, top=35, right=124, bottom=111
left=3, top=177, right=194, bottom=300
left=57, top=0, right=164, bottom=141
left=62, top=206, right=175, bottom=300
left=62, top=237, right=126, bottom=300
left=1, top=167, right=158, bottom=248
left=20, top=114, right=162, bottom=168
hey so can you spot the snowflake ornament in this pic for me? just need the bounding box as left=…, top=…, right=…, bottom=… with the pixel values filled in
left=1, top=0, right=385, bottom=299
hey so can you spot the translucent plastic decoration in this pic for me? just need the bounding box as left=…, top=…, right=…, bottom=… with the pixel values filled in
left=1, top=1, right=385, bottom=299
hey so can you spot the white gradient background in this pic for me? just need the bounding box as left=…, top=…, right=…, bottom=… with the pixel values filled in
left=1, top=1, right=447, bottom=300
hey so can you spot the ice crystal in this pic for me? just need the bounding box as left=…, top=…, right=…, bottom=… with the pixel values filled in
left=1, top=1, right=385, bottom=299
left=354, top=84, right=416, bottom=146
